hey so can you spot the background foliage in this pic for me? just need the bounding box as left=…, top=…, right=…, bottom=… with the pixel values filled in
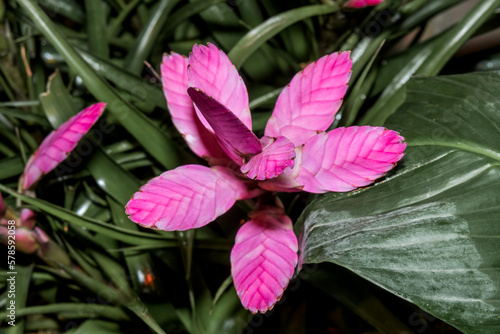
left=1, top=0, right=500, bottom=333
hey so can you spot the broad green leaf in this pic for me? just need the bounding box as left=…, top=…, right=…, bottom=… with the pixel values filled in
left=228, top=4, right=339, bottom=69
left=298, top=72, right=500, bottom=334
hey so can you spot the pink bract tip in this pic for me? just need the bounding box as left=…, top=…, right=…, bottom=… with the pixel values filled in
left=265, top=51, right=352, bottom=146
left=188, top=43, right=252, bottom=130
left=126, top=165, right=249, bottom=231
left=231, top=206, right=298, bottom=313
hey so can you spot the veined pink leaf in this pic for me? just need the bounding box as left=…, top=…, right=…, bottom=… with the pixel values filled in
left=0, top=193, right=5, bottom=219
left=240, top=136, right=295, bottom=180
left=265, top=52, right=352, bottom=146
left=231, top=206, right=298, bottom=313
left=161, top=53, right=226, bottom=162
left=22, top=102, right=106, bottom=190
left=295, top=126, right=406, bottom=193
left=126, top=165, right=249, bottom=231
left=344, top=0, right=384, bottom=8
left=188, top=43, right=252, bottom=130
left=188, top=88, right=262, bottom=166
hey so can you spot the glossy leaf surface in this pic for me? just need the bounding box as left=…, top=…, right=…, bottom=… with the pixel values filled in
left=298, top=73, right=500, bottom=334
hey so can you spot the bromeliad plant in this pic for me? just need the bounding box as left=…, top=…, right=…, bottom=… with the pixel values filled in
left=125, top=43, right=406, bottom=313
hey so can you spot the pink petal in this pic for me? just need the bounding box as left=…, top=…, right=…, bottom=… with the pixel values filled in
left=295, top=126, right=406, bottom=193
left=126, top=165, right=249, bottom=231
left=265, top=52, right=352, bottom=146
left=344, top=0, right=384, bottom=8
left=188, top=88, right=262, bottom=166
left=188, top=43, right=252, bottom=130
left=161, top=53, right=226, bottom=163
left=22, top=103, right=106, bottom=190
left=231, top=206, right=298, bottom=313
left=240, top=136, right=295, bottom=180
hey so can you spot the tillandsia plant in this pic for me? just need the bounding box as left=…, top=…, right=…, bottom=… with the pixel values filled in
left=125, top=43, right=406, bottom=313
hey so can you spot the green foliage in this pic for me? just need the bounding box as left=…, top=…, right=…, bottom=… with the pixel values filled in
left=1, top=0, right=499, bottom=333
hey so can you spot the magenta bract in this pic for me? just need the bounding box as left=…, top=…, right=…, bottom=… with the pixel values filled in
left=126, top=43, right=406, bottom=313
left=344, top=0, right=385, bottom=8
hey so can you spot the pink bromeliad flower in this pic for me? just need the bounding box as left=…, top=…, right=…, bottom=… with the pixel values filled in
left=344, top=0, right=385, bottom=8
left=125, top=43, right=406, bottom=313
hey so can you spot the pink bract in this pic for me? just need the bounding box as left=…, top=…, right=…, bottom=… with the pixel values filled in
left=126, top=43, right=406, bottom=314
left=125, top=165, right=250, bottom=231
left=344, top=0, right=384, bottom=8
left=22, top=102, right=106, bottom=190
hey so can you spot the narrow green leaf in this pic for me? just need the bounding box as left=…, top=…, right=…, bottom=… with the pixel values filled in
left=0, top=157, right=23, bottom=180
left=228, top=4, right=339, bottom=69
left=38, top=0, right=85, bottom=24
left=307, top=264, right=415, bottom=334
left=4, top=264, right=33, bottom=334
left=359, top=47, right=431, bottom=126
left=16, top=0, right=181, bottom=169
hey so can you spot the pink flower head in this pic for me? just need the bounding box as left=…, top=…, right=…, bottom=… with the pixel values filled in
left=344, top=0, right=385, bottom=8
left=126, top=43, right=406, bottom=313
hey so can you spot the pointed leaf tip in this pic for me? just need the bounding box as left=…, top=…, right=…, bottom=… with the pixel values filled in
left=126, top=165, right=249, bottom=231
left=22, top=102, right=106, bottom=190
left=231, top=207, right=298, bottom=313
